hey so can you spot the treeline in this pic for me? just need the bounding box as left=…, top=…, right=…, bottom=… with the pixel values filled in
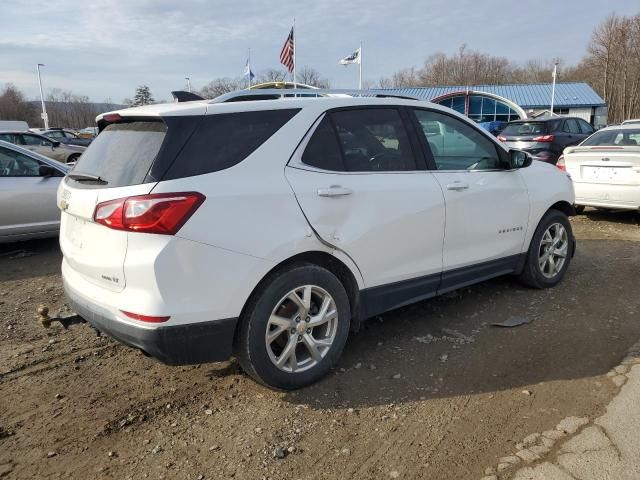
left=0, top=84, right=120, bottom=129
left=374, top=12, right=640, bottom=123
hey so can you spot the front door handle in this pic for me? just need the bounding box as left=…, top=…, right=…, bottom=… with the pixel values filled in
left=317, top=185, right=353, bottom=197
left=446, top=182, right=469, bottom=191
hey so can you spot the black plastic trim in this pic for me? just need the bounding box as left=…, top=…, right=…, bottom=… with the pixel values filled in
left=65, top=283, right=236, bottom=366
left=358, top=253, right=525, bottom=319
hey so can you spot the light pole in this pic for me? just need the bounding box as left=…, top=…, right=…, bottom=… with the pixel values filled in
left=185, top=77, right=192, bottom=93
left=550, top=59, right=559, bottom=117
left=36, top=63, right=49, bottom=129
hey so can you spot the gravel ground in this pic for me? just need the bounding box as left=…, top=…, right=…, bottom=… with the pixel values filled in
left=0, top=208, right=639, bottom=480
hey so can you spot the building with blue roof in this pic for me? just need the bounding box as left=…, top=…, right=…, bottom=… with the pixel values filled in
left=383, top=82, right=607, bottom=128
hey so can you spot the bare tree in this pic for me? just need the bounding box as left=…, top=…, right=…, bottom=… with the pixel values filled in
left=199, top=78, right=243, bottom=99
left=0, top=84, right=38, bottom=125
left=255, top=68, right=288, bottom=84
left=297, top=66, right=330, bottom=88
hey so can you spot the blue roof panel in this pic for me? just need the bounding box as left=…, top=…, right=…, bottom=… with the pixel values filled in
left=383, top=82, right=605, bottom=108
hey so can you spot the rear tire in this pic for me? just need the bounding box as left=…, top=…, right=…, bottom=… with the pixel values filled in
left=518, top=209, right=574, bottom=289
left=236, top=263, right=351, bottom=390
left=67, top=153, right=80, bottom=164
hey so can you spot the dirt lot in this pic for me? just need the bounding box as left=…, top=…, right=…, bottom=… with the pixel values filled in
left=1, top=209, right=639, bottom=480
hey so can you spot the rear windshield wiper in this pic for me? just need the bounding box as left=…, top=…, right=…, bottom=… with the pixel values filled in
left=67, top=172, right=108, bottom=185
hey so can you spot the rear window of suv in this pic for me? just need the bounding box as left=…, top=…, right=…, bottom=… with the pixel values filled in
left=71, top=121, right=166, bottom=187
left=501, top=122, right=547, bottom=137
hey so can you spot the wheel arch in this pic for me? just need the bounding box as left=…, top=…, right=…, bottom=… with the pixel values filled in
left=236, top=251, right=363, bottom=345
left=549, top=200, right=577, bottom=217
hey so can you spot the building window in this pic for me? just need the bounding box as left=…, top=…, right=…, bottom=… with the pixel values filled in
left=553, top=107, right=570, bottom=115
left=435, top=94, right=521, bottom=123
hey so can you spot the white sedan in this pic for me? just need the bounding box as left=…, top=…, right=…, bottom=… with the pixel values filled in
left=558, top=124, right=640, bottom=211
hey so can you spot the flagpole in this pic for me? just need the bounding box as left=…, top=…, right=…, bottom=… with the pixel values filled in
left=359, top=41, right=362, bottom=90
left=550, top=60, right=558, bottom=116
left=248, top=48, right=252, bottom=89
left=292, top=19, right=297, bottom=89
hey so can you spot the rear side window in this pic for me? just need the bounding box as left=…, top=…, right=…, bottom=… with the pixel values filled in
left=302, top=116, right=344, bottom=171
left=501, top=122, right=547, bottom=136
left=72, top=121, right=166, bottom=187
left=164, top=109, right=299, bottom=179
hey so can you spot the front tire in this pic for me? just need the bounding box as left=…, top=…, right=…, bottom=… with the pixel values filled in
left=518, top=209, right=574, bottom=289
left=236, top=264, right=351, bottom=390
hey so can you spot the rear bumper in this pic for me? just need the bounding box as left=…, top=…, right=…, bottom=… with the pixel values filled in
left=64, top=280, right=237, bottom=365
left=574, top=183, right=640, bottom=210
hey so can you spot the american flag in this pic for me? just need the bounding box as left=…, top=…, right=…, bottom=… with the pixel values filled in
left=279, top=27, right=295, bottom=73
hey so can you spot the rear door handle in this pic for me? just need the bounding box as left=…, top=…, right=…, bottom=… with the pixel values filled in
left=445, top=182, right=469, bottom=191
left=317, top=185, right=352, bottom=197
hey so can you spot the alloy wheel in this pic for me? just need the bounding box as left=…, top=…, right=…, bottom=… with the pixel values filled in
left=538, top=222, right=569, bottom=278
left=265, top=285, right=338, bottom=373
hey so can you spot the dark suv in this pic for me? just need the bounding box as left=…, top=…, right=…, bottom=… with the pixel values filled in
left=498, top=117, right=594, bottom=164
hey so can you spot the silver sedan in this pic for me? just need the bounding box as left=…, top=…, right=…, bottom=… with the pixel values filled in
left=0, top=140, right=69, bottom=243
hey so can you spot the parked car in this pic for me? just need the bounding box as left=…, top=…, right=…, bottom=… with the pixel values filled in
left=558, top=124, right=640, bottom=212
left=0, top=140, right=69, bottom=243
left=43, top=128, right=93, bottom=147
left=0, top=131, right=85, bottom=164
left=498, top=117, right=594, bottom=164
left=59, top=93, right=576, bottom=389
left=77, top=127, right=98, bottom=138
left=622, top=119, right=640, bottom=125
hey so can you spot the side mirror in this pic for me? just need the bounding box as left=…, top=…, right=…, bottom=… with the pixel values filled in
left=51, top=141, right=60, bottom=148
left=509, top=149, right=532, bottom=169
left=39, top=165, right=56, bottom=177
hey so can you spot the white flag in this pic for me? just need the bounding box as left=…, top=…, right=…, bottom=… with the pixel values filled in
left=339, top=48, right=361, bottom=65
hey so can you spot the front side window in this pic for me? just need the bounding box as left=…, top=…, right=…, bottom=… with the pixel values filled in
left=0, top=147, right=42, bottom=177
left=47, top=131, right=64, bottom=139
left=330, top=108, right=417, bottom=172
left=577, top=119, right=594, bottom=135
left=414, top=109, right=504, bottom=171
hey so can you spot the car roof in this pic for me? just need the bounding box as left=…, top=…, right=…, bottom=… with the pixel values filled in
left=508, top=117, right=579, bottom=124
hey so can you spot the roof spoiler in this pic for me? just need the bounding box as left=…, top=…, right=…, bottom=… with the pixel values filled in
left=210, top=89, right=422, bottom=104
left=171, top=90, right=205, bottom=102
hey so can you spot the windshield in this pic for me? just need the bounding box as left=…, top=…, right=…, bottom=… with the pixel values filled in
left=501, top=122, right=547, bottom=137
left=70, top=121, right=166, bottom=187
left=582, top=129, right=640, bottom=146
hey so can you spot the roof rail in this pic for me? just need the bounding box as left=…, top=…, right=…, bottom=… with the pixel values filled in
left=209, top=89, right=422, bottom=104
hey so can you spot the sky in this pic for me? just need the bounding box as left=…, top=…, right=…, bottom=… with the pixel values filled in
left=1, top=0, right=638, bottom=103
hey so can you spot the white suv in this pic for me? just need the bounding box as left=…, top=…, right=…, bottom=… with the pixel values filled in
left=58, top=91, right=576, bottom=389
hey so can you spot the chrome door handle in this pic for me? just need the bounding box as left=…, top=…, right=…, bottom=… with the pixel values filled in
left=317, top=185, right=353, bottom=197
left=446, top=182, right=469, bottom=191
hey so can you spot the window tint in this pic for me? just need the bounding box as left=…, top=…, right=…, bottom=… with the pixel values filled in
left=165, top=109, right=300, bottom=179
left=0, top=147, right=42, bottom=177
left=72, top=121, right=167, bottom=187
left=329, top=108, right=416, bottom=172
left=414, top=109, right=504, bottom=171
left=301, top=116, right=344, bottom=171
left=563, top=119, right=580, bottom=134
left=577, top=119, right=594, bottom=135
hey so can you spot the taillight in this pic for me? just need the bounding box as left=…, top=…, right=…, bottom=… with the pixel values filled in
left=533, top=134, right=555, bottom=142
left=94, top=192, right=205, bottom=235
left=556, top=155, right=566, bottom=172
left=121, top=310, right=170, bottom=323
left=497, top=135, right=506, bottom=142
